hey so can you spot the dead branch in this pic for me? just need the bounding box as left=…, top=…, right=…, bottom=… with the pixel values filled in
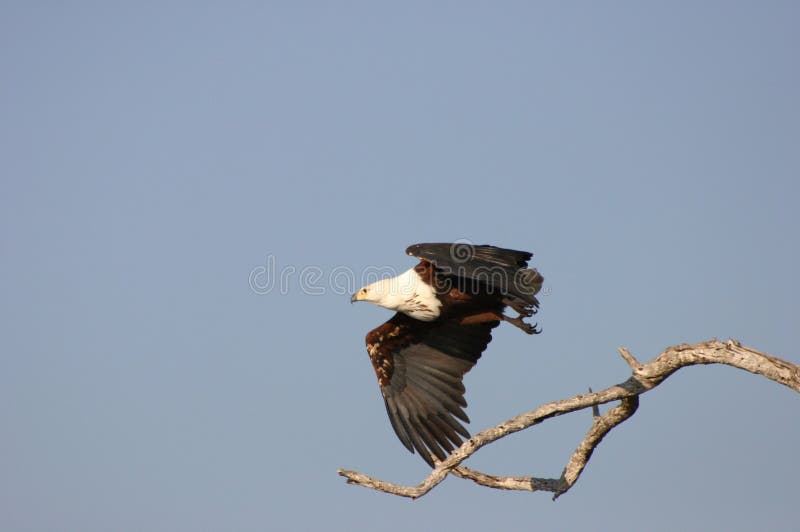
left=338, top=339, right=799, bottom=499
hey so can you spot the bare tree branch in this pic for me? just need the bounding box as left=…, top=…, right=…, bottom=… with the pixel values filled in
left=338, top=339, right=799, bottom=499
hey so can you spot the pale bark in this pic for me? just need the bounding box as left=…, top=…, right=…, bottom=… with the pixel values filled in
left=338, top=339, right=799, bottom=499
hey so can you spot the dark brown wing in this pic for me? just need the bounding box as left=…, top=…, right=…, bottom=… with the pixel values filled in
left=406, top=243, right=543, bottom=309
left=366, top=312, right=499, bottom=466
left=407, top=242, right=532, bottom=268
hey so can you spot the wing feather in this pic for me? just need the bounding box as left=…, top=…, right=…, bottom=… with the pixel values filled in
left=405, top=369, right=467, bottom=410
left=399, top=369, right=470, bottom=423
left=383, top=396, right=414, bottom=452
left=427, top=413, right=463, bottom=448
left=398, top=388, right=446, bottom=462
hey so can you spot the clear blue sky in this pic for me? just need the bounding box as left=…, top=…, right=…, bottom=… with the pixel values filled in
left=2, top=2, right=798, bottom=531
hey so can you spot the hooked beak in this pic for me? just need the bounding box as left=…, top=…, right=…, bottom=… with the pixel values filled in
left=351, top=288, right=366, bottom=304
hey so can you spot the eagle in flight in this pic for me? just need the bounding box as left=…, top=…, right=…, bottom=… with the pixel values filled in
left=351, top=243, right=543, bottom=466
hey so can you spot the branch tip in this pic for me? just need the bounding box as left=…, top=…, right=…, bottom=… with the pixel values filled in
left=618, top=347, right=640, bottom=369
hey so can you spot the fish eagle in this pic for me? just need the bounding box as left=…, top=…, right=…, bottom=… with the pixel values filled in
left=351, top=243, right=543, bottom=466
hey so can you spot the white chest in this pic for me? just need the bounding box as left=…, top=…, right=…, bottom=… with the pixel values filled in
left=377, top=268, right=442, bottom=321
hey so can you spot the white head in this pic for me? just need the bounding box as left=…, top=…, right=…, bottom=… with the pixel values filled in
left=351, top=272, right=413, bottom=309
left=351, top=268, right=442, bottom=321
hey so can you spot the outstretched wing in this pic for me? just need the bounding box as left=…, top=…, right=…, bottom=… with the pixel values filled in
left=407, top=242, right=532, bottom=269
left=366, top=313, right=499, bottom=466
left=406, top=242, right=544, bottom=308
